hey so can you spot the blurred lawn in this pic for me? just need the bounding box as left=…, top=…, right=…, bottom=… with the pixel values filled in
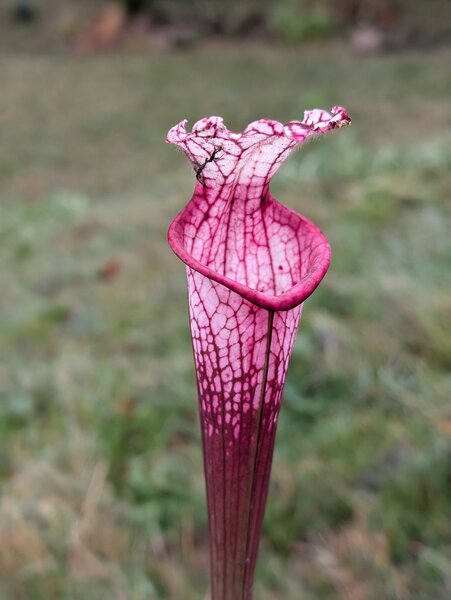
left=1, top=39, right=451, bottom=600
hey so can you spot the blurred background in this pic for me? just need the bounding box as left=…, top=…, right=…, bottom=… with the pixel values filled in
left=1, top=1, right=451, bottom=598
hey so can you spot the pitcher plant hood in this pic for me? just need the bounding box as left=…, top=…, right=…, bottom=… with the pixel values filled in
left=167, top=105, right=350, bottom=311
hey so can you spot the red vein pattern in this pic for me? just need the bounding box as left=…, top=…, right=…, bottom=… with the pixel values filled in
left=167, top=106, right=351, bottom=599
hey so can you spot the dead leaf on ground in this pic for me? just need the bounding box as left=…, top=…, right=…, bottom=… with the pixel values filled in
left=74, top=3, right=126, bottom=54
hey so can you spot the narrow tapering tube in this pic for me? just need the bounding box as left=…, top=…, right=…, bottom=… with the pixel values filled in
left=188, top=270, right=301, bottom=598
left=167, top=107, right=351, bottom=599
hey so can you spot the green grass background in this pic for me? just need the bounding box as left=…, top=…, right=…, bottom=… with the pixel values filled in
left=1, top=33, right=451, bottom=600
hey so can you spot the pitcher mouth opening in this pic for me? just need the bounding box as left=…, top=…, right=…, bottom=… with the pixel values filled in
left=168, top=195, right=331, bottom=312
